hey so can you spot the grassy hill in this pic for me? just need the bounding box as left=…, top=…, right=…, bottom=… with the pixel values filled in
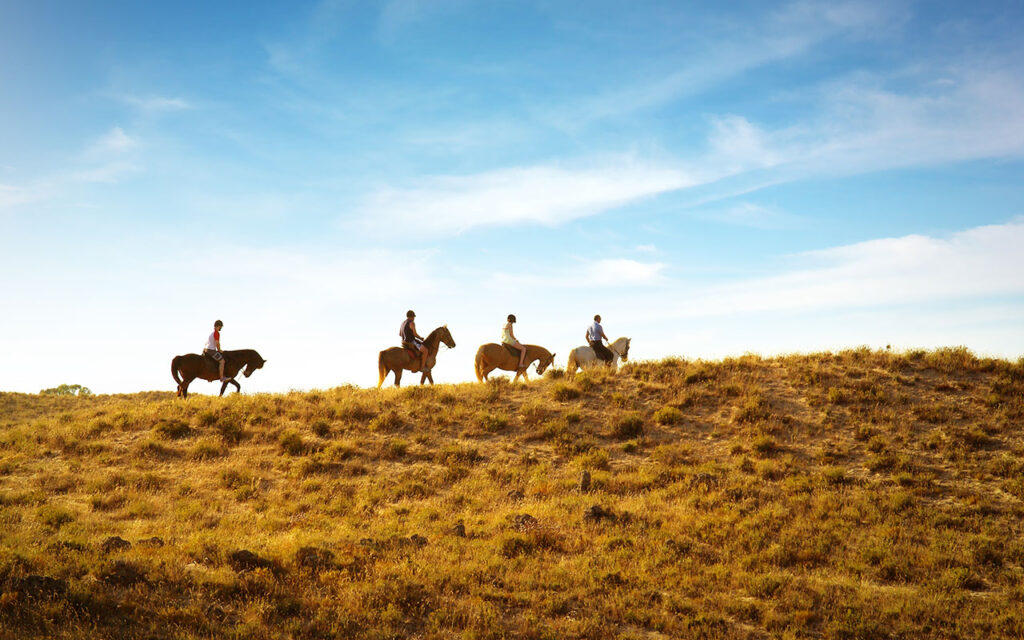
left=1, top=347, right=1023, bottom=639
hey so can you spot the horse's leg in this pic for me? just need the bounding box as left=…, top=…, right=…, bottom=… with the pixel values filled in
left=394, top=369, right=402, bottom=388
left=219, top=380, right=229, bottom=397
left=182, top=377, right=193, bottom=399
left=231, top=379, right=241, bottom=394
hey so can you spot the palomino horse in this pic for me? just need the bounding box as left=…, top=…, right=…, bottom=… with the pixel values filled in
left=172, top=349, right=267, bottom=399
left=566, top=337, right=631, bottom=379
left=474, top=343, right=556, bottom=383
left=378, top=325, right=456, bottom=388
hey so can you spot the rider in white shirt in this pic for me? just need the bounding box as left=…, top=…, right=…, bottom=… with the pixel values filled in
left=203, top=320, right=227, bottom=382
left=587, top=314, right=614, bottom=364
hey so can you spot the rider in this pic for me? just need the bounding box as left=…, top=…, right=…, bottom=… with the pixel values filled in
left=204, top=320, right=227, bottom=382
left=587, top=314, right=614, bottom=365
left=400, top=310, right=428, bottom=372
left=503, top=314, right=527, bottom=371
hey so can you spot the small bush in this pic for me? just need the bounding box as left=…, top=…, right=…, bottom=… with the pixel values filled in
left=611, top=415, right=644, bottom=440
left=653, top=406, right=684, bottom=425
left=752, top=436, right=777, bottom=455
left=38, top=505, right=75, bottom=529
left=574, top=448, right=610, bottom=470
left=311, top=420, right=331, bottom=438
left=279, top=431, right=307, bottom=456
left=155, top=419, right=191, bottom=440
left=477, top=412, right=510, bottom=433
left=552, top=383, right=581, bottom=401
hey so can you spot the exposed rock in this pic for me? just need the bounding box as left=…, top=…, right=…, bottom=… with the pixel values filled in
left=510, top=513, right=538, bottom=532
left=136, top=536, right=165, bottom=548
left=451, top=522, right=466, bottom=537
left=295, top=546, right=335, bottom=570
left=583, top=504, right=616, bottom=523
left=99, top=560, right=147, bottom=587
left=227, top=549, right=273, bottom=572
left=578, top=470, right=592, bottom=492
left=16, top=575, right=68, bottom=597
left=101, top=536, right=132, bottom=553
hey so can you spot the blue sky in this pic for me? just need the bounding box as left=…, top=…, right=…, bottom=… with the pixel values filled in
left=2, top=0, right=1023, bottom=394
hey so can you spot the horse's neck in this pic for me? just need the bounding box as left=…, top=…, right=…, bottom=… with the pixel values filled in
left=526, top=345, right=548, bottom=361
left=608, top=339, right=624, bottom=357
left=423, top=329, right=442, bottom=352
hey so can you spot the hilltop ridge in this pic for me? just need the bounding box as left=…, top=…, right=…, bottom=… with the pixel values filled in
left=1, top=347, right=1023, bottom=639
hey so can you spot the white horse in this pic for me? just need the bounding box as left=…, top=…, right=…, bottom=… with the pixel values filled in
left=566, top=337, right=631, bottom=379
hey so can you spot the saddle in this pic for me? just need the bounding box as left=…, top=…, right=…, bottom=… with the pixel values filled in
left=502, top=343, right=520, bottom=357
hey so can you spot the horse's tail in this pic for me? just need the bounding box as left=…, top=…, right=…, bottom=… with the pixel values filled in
left=567, top=350, right=577, bottom=380
left=171, top=356, right=183, bottom=396
left=474, top=348, right=485, bottom=382
left=377, top=351, right=387, bottom=389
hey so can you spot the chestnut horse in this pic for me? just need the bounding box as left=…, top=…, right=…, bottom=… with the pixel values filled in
left=172, top=349, right=267, bottom=399
left=378, top=325, right=455, bottom=388
left=474, top=343, right=556, bottom=383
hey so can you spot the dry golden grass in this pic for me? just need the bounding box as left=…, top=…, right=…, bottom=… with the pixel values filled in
left=1, top=346, right=1023, bottom=639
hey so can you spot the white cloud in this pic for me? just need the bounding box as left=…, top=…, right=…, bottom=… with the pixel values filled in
left=0, top=184, right=39, bottom=209
left=538, top=1, right=900, bottom=130
left=121, top=95, right=193, bottom=111
left=71, top=162, right=141, bottom=184
left=491, top=258, right=666, bottom=289
left=94, top=126, right=138, bottom=153
left=670, top=218, right=1024, bottom=318
left=357, top=157, right=695, bottom=234
left=703, top=202, right=804, bottom=229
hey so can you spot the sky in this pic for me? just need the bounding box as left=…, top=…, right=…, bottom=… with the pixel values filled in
left=1, top=0, right=1023, bottom=395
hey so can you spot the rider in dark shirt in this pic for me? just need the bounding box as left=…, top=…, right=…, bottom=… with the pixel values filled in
left=399, top=310, right=428, bottom=372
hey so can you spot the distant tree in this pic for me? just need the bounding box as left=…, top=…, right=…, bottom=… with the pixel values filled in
left=40, top=384, right=93, bottom=397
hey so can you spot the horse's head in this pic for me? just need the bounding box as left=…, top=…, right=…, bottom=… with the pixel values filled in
left=620, top=338, right=631, bottom=362
left=441, top=324, right=456, bottom=349
left=243, top=354, right=267, bottom=378
left=536, top=351, right=556, bottom=375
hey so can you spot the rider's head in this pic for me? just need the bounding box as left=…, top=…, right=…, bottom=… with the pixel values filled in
left=406, top=310, right=416, bottom=318
left=507, top=314, right=516, bottom=323
left=214, top=320, right=223, bottom=329
left=594, top=314, right=601, bottom=322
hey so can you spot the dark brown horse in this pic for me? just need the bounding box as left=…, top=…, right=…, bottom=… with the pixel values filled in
left=172, top=349, right=266, bottom=398
left=378, top=325, right=455, bottom=388
left=474, top=343, right=555, bottom=382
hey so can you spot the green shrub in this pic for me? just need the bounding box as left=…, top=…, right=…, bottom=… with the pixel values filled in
left=552, top=383, right=581, bottom=401
left=279, top=431, right=307, bottom=456
left=611, top=415, right=644, bottom=440
left=155, top=419, right=191, bottom=440
left=653, top=406, right=683, bottom=425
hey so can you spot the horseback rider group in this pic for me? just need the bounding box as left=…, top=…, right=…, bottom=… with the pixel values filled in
left=187, top=310, right=623, bottom=394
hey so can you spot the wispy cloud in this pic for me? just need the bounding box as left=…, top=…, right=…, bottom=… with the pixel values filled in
left=702, top=202, right=805, bottom=229
left=538, top=1, right=901, bottom=129
left=0, top=184, right=40, bottom=209
left=491, top=258, right=666, bottom=289
left=119, top=94, right=193, bottom=111
left=670, top=217, right=1024, bottom=317
left=93, top=126, right=138, bottom=153
left=356, top=156, right=695, bottom=235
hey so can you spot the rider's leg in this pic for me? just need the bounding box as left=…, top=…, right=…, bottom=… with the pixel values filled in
left=517, top=344, right=527, bottom=370
left=419, top=345, right=428, bottom=370
left=219, top=358, right=226, bottom=382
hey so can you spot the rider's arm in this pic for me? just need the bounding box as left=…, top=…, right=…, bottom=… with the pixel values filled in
left=411, top=321, right=424, bottom=340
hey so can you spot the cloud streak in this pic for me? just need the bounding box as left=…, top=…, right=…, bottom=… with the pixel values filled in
left=356, top=157, right=695, bottom=235
left=666, top=218, right=1024, bottom=318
